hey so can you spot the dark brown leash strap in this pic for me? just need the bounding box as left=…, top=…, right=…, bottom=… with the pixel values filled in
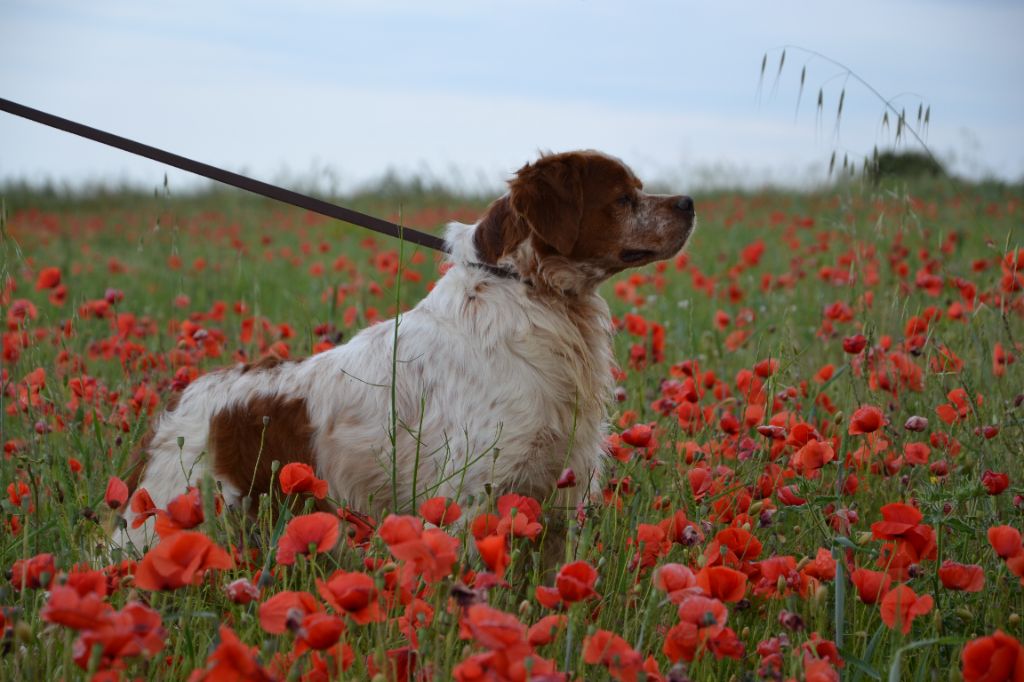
left=0, top=97, right=450, bottom=254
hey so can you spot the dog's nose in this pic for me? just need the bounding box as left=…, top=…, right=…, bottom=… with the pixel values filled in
left=676, top=195, right=695, bottom=214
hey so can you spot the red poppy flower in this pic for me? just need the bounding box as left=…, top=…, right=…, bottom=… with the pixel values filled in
left=961, top=630, right=1024, bottom=682
left=801, top=632, right=844, bottom=670
left=258, top=590, right=321, bottom=634
left=297, top=612, right=346, bottom=651
left=555, top=561, right=599, bottom=603
left=7, top=481, right=30, bottom=508
left=154, top=487, right=207, bottom=537
left=72, top=602, right=165, bottom=671
left=35, top=267, right=62, bottom=290
left=880, top=584, right=933, bottom=634
left=130, top=488, right=158, bottom=529
left=842, top=334, right=867, bottom=354
left=134, top=531, right=233, bottom=591
left=696, top=565, right=748, bottom=603
left=398, top=598, right=435, bottom=648
left=278, top=462, right=328, bottom=499
left=337, top=507, right=376, bottom=548
left=711, top=527, right=763, bottom=563
left=379, top=515, right=459, bottom=583
left=992, top=343, right=1014, bottom=378
left=527, top=614, right=567, bottom=646
left=620, top=423, right=653, bottom=447
left=419, top=496, right=461, bottom=527
left=778, top=485, right=808, bottom=506
left=938, top=560, right=985, bottom=592
left=850, top=567, right=892, bottom=604
left=470, top=513, right=500, bottom=540
left=659, top=509, right=704, bottom=546
left=475, top=534, right=509, bottom=578
left=276, top=512, right=340, bottom=565
left=316, top=570, right=383, bottom=624
left=653, top=563, right=700, bottom=603
left=936, top=387, right=973, bottom=424
left=982, top=470, right=1010, bottom=496
left=989, top=526, right=1023, bottom=559
left=633, top=523, right=671, bottom=570
left=903, top=442, right=931, bottom=465
left=664, top=595, right=729, bottom=662
left=801, top=548, right=837, bottom=582
left=753, top=555, right=804, bottom=597
left=849, top=405, right=885, bottom=435
left=804, top=655, right=841, bottom=682
left=41, top=585, right=113, bottom=630
left=754, top=358, right=779, bottom=377
left=10, top=553, right=56, bottom=591
left=583, top=629, right=644, bottom=682
left=790, top=440, right=835, bottom=474
left=872, top=502, right=923, bottom=537
left=453, top=651, right=558, bottom=682
left=191, top=625, right=274, bottom=681
left=460, top=604, right=530, bottom=657
left=871, top=503, right=936, bottom=561
left=66, top=565, right=107, bottom=598
left=104, top=476, right=129, bottom=510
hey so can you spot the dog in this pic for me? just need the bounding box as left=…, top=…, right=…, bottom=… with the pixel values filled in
left=119, top=150, right=696, bottom=552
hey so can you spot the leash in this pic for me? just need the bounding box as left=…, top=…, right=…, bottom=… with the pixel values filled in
left=0, top=97, right=454, bottom=253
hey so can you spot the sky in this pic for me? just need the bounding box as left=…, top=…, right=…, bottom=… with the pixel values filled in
left=1, top=0, right=1022, bottom=193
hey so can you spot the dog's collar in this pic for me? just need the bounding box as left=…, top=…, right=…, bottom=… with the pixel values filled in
left=466, top=261, right=524, bottom=283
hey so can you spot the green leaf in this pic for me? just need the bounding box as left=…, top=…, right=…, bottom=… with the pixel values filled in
left=888, top=637, right=964, bottom=682
left=840, top=648, right=882, bottom=681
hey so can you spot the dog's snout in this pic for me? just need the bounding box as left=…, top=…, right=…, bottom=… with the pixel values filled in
left=675, top=195, right=695, bottom=214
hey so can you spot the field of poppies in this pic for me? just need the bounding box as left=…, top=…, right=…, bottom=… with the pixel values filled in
left=1, top=175, right=1022, bottom=681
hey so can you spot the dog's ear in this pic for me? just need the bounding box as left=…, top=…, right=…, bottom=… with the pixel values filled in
left=509, top=156, right=584, bottom=256
left=473, top=194, right=529, bottom=264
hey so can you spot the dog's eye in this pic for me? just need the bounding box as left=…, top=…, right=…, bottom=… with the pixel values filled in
left=616, top=193, right=634, bottom=207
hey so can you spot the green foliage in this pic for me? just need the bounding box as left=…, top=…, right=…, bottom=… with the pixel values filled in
left=0, top=178, right=1022, bottom=680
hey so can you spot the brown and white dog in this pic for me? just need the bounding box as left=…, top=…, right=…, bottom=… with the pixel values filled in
left=119, top=150, right=696, bottom=550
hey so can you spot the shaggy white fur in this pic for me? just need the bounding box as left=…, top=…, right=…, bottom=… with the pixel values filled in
left=120, top=222, right=613, bottom=547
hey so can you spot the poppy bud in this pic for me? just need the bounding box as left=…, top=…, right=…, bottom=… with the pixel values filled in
left=904, top=415, right=928, bottom=431
left=14, top=621, right=33, bottom=645
left=556, top=468, right=577, bottom=489
left=778, top=609, right=804, bottom=631
left=225, top=578, right=260, bottom=604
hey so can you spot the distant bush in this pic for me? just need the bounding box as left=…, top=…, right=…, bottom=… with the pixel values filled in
left=871, top=150, right=946, bottom=182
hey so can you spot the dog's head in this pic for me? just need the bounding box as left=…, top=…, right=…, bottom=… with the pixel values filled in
left=473, top=150, right=695, bottom=292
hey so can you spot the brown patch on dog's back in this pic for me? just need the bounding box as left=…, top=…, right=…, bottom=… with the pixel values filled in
left=241, top=354, right=304, bottom=374
left=208, top=394, right=329, bottom=513
left=125, top=391, right=182, bottom=496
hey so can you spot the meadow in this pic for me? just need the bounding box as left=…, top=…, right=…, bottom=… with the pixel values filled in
left=1, top=174, right=1022, bottom=681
